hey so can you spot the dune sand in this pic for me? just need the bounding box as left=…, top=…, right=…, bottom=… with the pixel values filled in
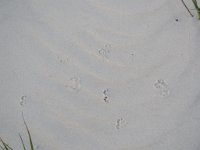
left=0, top=0, right=200, bottom=149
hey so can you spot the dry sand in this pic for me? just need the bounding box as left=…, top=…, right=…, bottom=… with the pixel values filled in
left=0, top=0, right=200, bottom=149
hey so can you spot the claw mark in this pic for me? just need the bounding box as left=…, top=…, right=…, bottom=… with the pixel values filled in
left=105, top=44, right=112, bottom=48
left=57, top=56, right=69, bottom=64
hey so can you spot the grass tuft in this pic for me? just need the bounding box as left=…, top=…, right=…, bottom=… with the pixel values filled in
left=0, top=138, right=13, bottom=150
left=181, top=0, right=194, bottom=17
left=22, top=114, right=34, bottom=150
left=0, top=114, right=35, bottom=150
left=19, top=134, right=26, bottom=150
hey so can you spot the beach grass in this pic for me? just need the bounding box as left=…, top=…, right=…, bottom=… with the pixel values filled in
left=181, top=0, right=200, bottom=19
left=0, top=115, right=34, bottom=150
left=192, top=0, right=200, bottom=19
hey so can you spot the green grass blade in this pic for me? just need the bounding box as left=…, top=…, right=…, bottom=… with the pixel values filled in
left=22, top=114, right=34, bottom=150
left=181, top=0, right=194, bottom=17
left=19, top=134, right=27, bottom=150
left=192, top=0, right=200, bottom=19
left=0, top=143, right=4, bottom=150
left=192, top=0, right=199, bottom=9
left=0, top=138, right=4, bottom=150
left=5, top=144, right=12, bottom=150
left=0, top=138, right=10, bottom=150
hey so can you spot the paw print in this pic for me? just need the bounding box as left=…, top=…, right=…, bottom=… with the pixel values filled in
left=98, top=48, right=110, bottom=58
left=154, top=79, right=170, bottom=97
left=103, top=89, right=110, bottom=103
left=98, top=44, right=111, bottom=59
left=20, top=95, right=27, bottom=107
left=65, top=77, right=81, bottom=92
left=116, top=118, right=127, bottom=130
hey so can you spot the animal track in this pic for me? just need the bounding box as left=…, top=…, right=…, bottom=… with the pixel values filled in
left=105, top=44, right=112, bottom=49
left=116, top=118, right=127, bottom=130
left=103, top=89, right=110, bottom=103
left=65, top=77, right=81, bottom=92
left=98, top=44, right=111, bottom=59
left=57, top=56, right=69, bottom=64
left=20, top=95, right=27, bottom=107
left=98, top=48, right=110, bottom=58
left=154, top=79, right=170, bottom=97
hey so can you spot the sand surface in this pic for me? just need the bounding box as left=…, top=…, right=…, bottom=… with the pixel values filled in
left=1, top=0, right=200, bottom=149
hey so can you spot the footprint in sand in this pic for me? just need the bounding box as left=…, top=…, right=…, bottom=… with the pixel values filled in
left=65, top=77, right=81, bottom=92
left=103, top=88, right=110, bottom=103
left=98, top=48, right=110, bottom=58
left=57, top=56, right=69, bottom=64
left=154, top=79, right=170, bottom=97
left=116, top=118, right=128, bottom=130
left=98, top=44, right=112, bottom=59
left=20, top=95, right=27, bottom=107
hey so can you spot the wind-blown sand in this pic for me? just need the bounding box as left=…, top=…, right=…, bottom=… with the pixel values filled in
left=0, top=0, right=200, bottom=149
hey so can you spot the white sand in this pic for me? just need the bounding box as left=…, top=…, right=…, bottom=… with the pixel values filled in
left=1, top=0, right=200, bottom=149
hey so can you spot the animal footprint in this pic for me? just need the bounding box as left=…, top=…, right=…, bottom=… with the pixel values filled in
left=116, top=118, right=127, bottom=130
left=103, top=89, right=110, bottom=103
left=57, top=56, right=69, bottom=64
left=154, top=79, right=170, bottom=97
left=98, top=44, right=111, bottom=59
left=98, top=48, right=110, bottom=58
left=105, top=44, right=112, bottom=49
left=20, top=95, right=27, bottom=107
left=66, top=77, right=81, bottom=92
